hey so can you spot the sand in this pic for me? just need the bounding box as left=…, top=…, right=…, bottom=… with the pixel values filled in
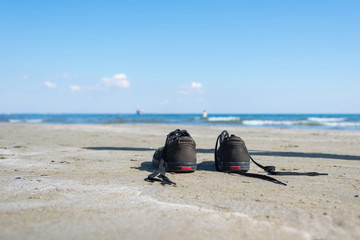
left=0, top=123, right=359, bottom=240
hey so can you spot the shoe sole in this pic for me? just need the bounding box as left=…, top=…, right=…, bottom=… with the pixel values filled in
left=153, top=158, right=197, bottom=172
left=219, top=161, right=250, bottom=172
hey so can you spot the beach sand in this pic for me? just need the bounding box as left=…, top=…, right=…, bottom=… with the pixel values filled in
left=0, top=123, right=359, bottom=240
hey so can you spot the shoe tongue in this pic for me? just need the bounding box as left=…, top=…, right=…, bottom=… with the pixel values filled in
left=175, top=130, right=190, bottom=139
left=229, top=135, right=242, bottom=142
left=180, top=130, right=190, bottom=137
left=230, top=134, right=241, bottom=139
left=167, top=129, right=190, bottom=143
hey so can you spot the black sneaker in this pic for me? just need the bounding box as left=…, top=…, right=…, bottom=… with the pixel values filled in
left=152, top=129, right=197, bottom=172
left=214, top=130, right=250, bottom=172
left=215, top=130, right=286, bottom=186
left=146, top=129, right=197, bottom=185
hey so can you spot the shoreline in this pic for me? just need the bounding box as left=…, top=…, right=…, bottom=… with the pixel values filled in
left=1, top=113, right=360, bottom=130
left=1, top=123, right=359, bottom=239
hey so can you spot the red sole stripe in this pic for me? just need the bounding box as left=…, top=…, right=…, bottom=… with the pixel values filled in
left=230, top=166, right=241, bottom=170
left=181, top=166, right=192, bottom=171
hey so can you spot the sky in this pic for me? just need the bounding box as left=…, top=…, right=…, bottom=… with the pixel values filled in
left=0, top=0, right=359, bottom=114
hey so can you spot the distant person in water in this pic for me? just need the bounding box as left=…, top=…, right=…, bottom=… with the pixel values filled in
left=137, top=108, right=144, bottom=115
left=202, top=110, right=208, bottom=118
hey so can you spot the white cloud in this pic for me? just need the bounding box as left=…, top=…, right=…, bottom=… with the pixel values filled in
left=101, top=73, right=130, bottom=88
left=179, top=82, right=204, bottom=95
left=68, top=73, right=130, bottom=93
left=23, top=74, right=29, bottom=79
left=191, top=82, right=202, bottom=89
left=44, top=81, right=57, bottom=88
left=70, top=85, right=81, bottom=92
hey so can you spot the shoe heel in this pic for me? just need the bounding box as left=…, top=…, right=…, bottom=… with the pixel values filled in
left=222, top=161, right=250, bottom=172
left=152, top=159, right=197, bottom=172
left=167, top=162, right=197, bottom=172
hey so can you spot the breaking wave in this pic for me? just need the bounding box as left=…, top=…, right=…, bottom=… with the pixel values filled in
left=1, top=113, right=360, bottom=130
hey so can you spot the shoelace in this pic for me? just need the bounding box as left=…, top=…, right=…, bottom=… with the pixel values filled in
left=229, top=172, right=287, bottom=186
left=165, top=129, right=190, bottom=145
left=145, top=158, right=176, bottom=185
left=145, top=129, right=190, bottom=186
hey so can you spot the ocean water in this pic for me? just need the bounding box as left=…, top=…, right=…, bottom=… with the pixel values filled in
left=1, top=113, right=360, bottom=130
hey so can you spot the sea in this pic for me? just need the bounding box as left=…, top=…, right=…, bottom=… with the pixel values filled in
left=1, top=113, right=360, bottom=130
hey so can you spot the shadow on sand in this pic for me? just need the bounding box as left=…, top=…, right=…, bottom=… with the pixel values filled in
left=84, top=147, right=214, bottom=153
left=84, top=147, right=155, bottom=151
left=84, top=146, right=360, bottom=161
left=197, top=161, right=217, bottom=171
left=131, top=161, right=217, bottom=173
left=248, top=150, right=360, bottom=161
left=130, top=160, right=328, bottom=176
left=131, top=161, right=154, bottom=173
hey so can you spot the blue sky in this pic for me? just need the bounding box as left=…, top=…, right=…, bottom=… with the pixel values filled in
left=1, top=0, right=359, bottom=113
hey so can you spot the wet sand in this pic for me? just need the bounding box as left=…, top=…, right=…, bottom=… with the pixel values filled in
left=0, top=123, right=359, bottom=240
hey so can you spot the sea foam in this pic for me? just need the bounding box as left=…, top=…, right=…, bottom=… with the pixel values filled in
left=243, top=120, right=298, bottom=126
left=26, top=119, right=43, bottom=123
left=9, top=119, right=21, bottom=123
left=308, top=117, right=346, bottom=122
left=207, top=117, right=241, bottom=122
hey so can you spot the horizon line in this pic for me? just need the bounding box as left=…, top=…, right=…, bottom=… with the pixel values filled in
left=1, top=112, right=359, bottom=115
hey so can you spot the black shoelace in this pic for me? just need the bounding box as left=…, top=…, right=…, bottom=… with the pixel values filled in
left=229, top=172, right=287, bottom=186
left=250, top=155, right=328, bottom=176
left=145, top=129, right=190, bottom=186
left=145, top=158, right=176, bottom=185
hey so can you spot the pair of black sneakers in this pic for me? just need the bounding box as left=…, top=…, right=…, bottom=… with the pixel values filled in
left=145, top=129, right=326, bottom=186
